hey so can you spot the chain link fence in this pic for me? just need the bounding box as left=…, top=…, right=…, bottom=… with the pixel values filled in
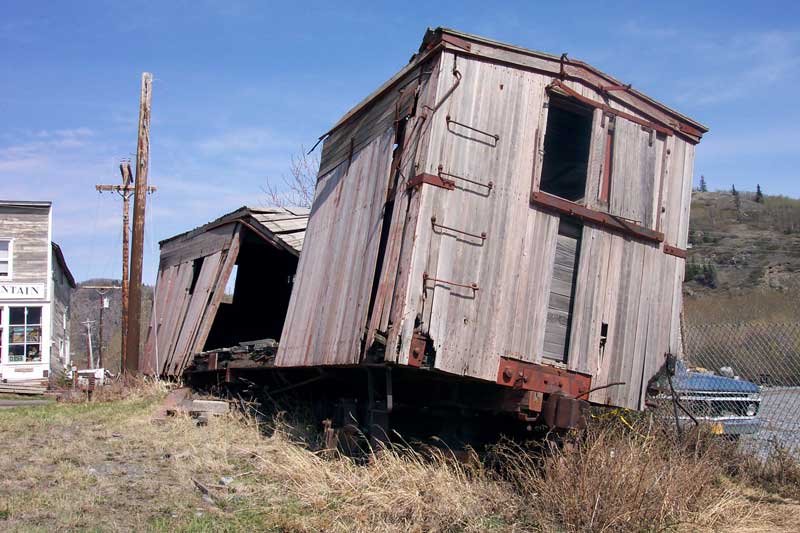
left=682, top=322, right=800, bottom=458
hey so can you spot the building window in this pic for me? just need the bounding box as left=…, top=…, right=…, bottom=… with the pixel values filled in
left=0, top=239, right=11, bottom=278
left=8, top=306, right=42, bottom=362
left=540, top=94, right=593, bottom=202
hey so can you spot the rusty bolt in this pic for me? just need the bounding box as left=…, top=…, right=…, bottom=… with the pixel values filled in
left=502, top=368, right=513, bottom=381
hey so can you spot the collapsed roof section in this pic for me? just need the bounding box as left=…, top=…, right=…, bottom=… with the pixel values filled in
left=142, top=207, right=309, bottom=376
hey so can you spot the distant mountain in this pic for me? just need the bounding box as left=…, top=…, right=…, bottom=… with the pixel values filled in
left=70, top=278, right=153, bottom=371
left=684, top=190, right=800, bottom=324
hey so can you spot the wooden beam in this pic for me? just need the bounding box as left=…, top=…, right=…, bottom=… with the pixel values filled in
left=126, top=72, right=153, bottom=376
left=530, top=191, right=664, bottom=244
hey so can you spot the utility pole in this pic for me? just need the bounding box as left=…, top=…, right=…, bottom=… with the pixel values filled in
left=126, top=72, right=153, bottom=376
left=82, top=285, right=120, bottom=370
left=96, top=162, right=155, bottom=371
left=82, top=320, right=96, bottom=369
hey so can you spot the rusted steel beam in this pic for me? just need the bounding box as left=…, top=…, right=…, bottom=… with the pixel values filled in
left=496, top=357, right=591, bottom=398
left=530, top=191, right=665, bottom=244
left=407, top=172, right=455, bottom=191
left=663, top=244, right=687, bottom=259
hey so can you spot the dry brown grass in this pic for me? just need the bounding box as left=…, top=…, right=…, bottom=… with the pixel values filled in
left=492, top=418, right=757, bottom=532
left=684, top=288, right=800, bottom=324
left=0, top=385, right=798, bottom=532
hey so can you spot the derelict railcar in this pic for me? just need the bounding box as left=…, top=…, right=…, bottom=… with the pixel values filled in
left=272, top=27, right=706, bottom=428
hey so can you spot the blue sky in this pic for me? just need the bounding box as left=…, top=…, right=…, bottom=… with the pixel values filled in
left=2, top=1, right=799, bottom=283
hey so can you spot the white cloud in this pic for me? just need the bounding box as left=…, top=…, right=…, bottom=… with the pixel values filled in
left=675, top=30, right=800, bottom=106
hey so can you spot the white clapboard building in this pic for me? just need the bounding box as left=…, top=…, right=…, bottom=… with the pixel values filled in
left=0, top=201, right=75, bottom=384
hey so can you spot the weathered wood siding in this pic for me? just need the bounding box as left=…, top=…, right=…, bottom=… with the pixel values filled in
left=0, top=205, right=50, bottom=289
left=142, top=224, right=239, bottom=376
left=395, top=51, right=560, bottom=381
left=276, top=128, right=396, bottom=366
left=50, top=250, right=73, bottom=371
left=388, top=51, right=696, bottom=409
left=143, top=208, right=309, bottom=376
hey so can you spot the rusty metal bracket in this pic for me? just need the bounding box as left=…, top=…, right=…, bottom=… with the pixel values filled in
left=408, top=333, right=427, bottom=368
left=663, top=244, right=687, bottom=259
left=446, top=115, right=500, bottom=146
left=407, top=172, right=455, bottom=191
left=496, top=356, right=591, bottom=398
left=559, top=52, right=568, bottom=80
left=600, top=83, right=632, bottom=93
left=541, top=391, right=588, bottom=430
left=431, top=215, right=487, bottom=243
left=423, top=272, right=479, bottom=292
left=437, top=164, right=494, bottom=192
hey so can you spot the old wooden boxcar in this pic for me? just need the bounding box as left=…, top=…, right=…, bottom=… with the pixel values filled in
left=142, top=207, right=308, bottom=376
left=271, top=27, right=707, bottom=428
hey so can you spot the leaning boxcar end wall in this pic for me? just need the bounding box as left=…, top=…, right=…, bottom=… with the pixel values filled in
left=277, top=28, right=705, bottom=411
left=399, top=49, right=696, bottom=409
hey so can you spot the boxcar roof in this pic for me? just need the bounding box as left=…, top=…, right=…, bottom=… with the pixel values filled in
left=324, top=27, right=708, bottom=143
left=159, top=206, right=309, bottom=256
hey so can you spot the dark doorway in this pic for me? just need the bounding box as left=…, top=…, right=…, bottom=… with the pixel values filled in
left=203, top=229, right=299, bottom=349
left=540, top=94, right=593, bottom=202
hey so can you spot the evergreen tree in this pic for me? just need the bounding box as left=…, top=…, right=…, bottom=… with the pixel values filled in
left=700, top=262, right=718, bottom=289
left=707, top=263, right=718, bottom=289
left=731, top=184, right=738, bottom=196
left=756, top=184, right=764, bottom=203
left=699, top=175, right=708, bottom=192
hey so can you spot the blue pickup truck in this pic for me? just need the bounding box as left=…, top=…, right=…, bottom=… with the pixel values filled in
left=651, top=359, right=762, bottom=436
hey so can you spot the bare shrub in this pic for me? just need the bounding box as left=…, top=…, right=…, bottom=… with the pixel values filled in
left=264, top=149, right=319, bottom=208
left=732, top=440, right=800, bottom=501
left=491, top=415, right=747, bottom=532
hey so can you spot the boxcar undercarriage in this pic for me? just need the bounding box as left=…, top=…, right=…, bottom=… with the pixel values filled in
left=184, top=339, right=598, bottom=448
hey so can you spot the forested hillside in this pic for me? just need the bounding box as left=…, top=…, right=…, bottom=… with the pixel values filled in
left=70, top=279, right=153, bottom=371
left=684, top=188, right=800, bottom=324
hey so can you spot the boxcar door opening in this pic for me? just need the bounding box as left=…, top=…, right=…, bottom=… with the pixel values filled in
left=542, top=218, right=582, bottom=362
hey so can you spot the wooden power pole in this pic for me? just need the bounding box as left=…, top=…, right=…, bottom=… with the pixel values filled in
left=82, top=320, right=96, bottom=369
left=125, top=72, right=154, bottom=375
left=81, top=285, right=123, bottom=370
left=96, top=162, right=155, bottom=371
